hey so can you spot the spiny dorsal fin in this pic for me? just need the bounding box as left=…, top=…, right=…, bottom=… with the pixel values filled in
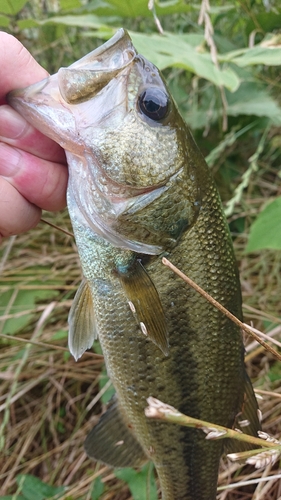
left=225, top=372, right=261, bottom=455
left=117, top=260, right=169, bottom=356
left=84, top=396, right=147, bottom=468
left=68, top=278, right=97, bottom=361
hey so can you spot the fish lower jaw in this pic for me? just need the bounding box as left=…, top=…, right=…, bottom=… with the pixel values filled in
left=69, top=194, right=163, bottom=255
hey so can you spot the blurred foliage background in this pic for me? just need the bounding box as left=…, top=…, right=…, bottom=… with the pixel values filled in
left=0, top=1, right=281, bottom=499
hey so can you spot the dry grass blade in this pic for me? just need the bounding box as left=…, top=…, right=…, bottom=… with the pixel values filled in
left=145, top=397, right=281, bottom=453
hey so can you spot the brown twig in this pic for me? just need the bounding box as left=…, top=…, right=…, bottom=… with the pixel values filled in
left=0, top=332, right=99, bottom=358
left=41, top=218, right=74, bottom=237
left=145, top=397, right=280, bottom=451
left=162, top=257, right=281, bottom=362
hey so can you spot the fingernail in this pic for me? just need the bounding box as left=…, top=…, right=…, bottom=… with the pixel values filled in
left=0, top=106, right=28, bottom=140
left=0, top=142, right=21, bottom=177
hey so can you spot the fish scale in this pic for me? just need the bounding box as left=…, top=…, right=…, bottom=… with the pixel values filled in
left=8, top=28, right=261, bottom=500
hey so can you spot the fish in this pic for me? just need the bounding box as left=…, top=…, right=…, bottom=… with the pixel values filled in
left=8, top=29, right=261, bottom=500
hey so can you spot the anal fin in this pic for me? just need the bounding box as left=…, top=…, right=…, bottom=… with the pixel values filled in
left=117, top=259, right=169, bottom=356
left=84, top=396, right=147, bottom=468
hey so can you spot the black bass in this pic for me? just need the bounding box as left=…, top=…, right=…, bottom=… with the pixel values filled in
left=9, top=29, right=260, bottom=500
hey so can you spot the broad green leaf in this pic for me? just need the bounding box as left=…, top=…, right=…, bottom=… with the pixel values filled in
left=246, top=13, right=281, bottom=35
left=83, top=0, right=233, bottom=17
left=0, top=15, right=10, bottom=27
left=0, top=0, right=28, bottom=14
left=17, top=18, right=40, bottom=29
left=87, top=0, right=150, bottom=17
left=226, top=83, right=281, bottom=125
left=16, top=475, right=65, bottom=500
left=60, top=0, right=82, bottom=10
left=19, top=20, right=238, bottom=90
left=115, top=463, right=157, bottom=500
left=84, top=0, right=193, bottom=17
left=0, top=497, right=25, bottom=500
left=221, top=45, right=281, bottom=67
left=246, top=197, right=281, bottom=252
left=267, top=362, right=281, bottom=383
left=51, top=329, right=68, bottom=340
left=91, top=476, right=105, bottom=500
left=34, top=14, right=109, bottom=29
left=130, top=32, right=240, bottom=91
left=0, top=274, right=59, bottom=335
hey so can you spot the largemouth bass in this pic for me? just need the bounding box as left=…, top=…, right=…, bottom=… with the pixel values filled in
left=9, top=29, right=260, bottom=500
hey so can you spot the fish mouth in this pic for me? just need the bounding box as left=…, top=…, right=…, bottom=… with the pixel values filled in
left=8, top=29, right=171, bottom=255
left=7, top=29, right=137, bottom=151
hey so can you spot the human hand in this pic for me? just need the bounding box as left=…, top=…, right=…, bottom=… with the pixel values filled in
left=0, top=32, right=68, bottom=241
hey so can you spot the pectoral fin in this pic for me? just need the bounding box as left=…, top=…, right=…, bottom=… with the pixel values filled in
left=84, top=396, right=147, bottom=468
left=68, top=278, right=97, bottom=361
left=225, top=372, right=261, bottom=454
left=117, top=260, right=169, bottom=356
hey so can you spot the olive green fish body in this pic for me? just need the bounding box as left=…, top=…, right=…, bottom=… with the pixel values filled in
left=8, top=29, right=260, bottom=500
left=72, top=165, right=245, bottom=500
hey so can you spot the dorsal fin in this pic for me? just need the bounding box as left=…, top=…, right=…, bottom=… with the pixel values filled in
left=68, top=278, right=97, bottom=361
left=84, top=396, right=147, bottom=468
left=117, top=260, right=169, bottom=356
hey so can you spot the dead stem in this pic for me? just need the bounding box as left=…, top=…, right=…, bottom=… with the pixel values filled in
left=162, top=257, right=281, bottom=362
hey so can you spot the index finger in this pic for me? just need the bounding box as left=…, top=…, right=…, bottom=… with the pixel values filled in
left=0, top=31, right=49, bottom=104
left=0, top=32, right=66, bottom=163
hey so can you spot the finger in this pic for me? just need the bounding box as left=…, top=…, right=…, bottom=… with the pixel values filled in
left=0, top=177, right=41, bottom=237
left=0, top=32, right=48, bottom=103
left=0, top=105, right=66, bottom=163
left=0, top=142, right=67, bottom=212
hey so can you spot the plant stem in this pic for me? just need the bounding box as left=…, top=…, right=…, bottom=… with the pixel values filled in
left=162, top=257, right=281, bottom=362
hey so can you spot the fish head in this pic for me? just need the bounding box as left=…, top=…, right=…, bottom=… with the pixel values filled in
left=8, top=29, right=203, bottom=254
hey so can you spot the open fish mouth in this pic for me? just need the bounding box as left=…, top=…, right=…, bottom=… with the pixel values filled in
left=8, top=29, right=184, bottom=254
left=7, top=29, right=137, bottom=150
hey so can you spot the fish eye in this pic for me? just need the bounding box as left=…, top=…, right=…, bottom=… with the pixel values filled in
left=138, top=88, right=169, bottom=121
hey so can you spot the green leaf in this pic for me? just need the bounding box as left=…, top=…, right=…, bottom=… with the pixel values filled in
left=36, top=14, right=109, bottom=29
left=21, top=21, right=238, bottom=90
left=246, top=197, right=281, bottom=252
left=91, top=476, right=105, bottom=500
left=16, top=475, right=65, bottom=500
left=60, top=0, right=82, bottom=10
left=0, top=0, right=28, bottom=14
left=130, top=32, right=240, bottom=91
left=221, top=45, right=281, bottom=67
left=99, top=370, right=115, bottom=404
left=0, top=273, right=59, bottom=335
left=17, top=19, right=39, bottom=29
left=267, top=362, right=281, bottom=383
left=84, top=0, right=233, bottom=17
left=115, top=463, right=157, bottom=500
left=85, top=0, right=194, bottom=17
left=0, top=15, right=10, bottom=27
left=0, top=496, right=25, bottom=500
left=51, top=329, right=68, bottom=340
left=226, top=83, right=281, bottom=124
